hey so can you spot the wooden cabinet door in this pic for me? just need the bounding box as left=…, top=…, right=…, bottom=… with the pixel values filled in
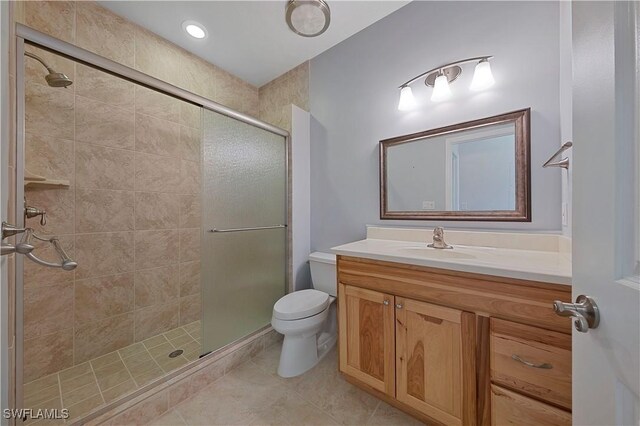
left=338, top=284, right=395, bottom=396
left=395, top=298, right=476, bottom=426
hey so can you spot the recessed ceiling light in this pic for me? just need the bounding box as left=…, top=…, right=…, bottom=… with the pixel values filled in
left=182, top=20, right=207, bottom=39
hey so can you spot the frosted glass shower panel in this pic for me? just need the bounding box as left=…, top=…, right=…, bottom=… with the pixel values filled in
left=201, top=109, right=287, bottom=353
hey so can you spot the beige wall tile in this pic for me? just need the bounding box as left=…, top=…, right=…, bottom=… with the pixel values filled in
left=179, top=194, right=200, bottom=229
left=179, top=229, right=200, bottom=262
left=134, top=266, right=179, bottom=309
left=134, top=152, right=181, bottom=193
left=134, top=229, right=179, bottom=270
left=24, top=281, right=73, bottom=339
left=135, top=192, right=180, bottom=230
left=179, top=126, right=200, bottom=162
left=75, top=64, right=135, bottom=110
left=135, top=86, right=180, bottom=123
left=180, top=103, right=201, bottom=129
left=134, top=302, right=179, bottom=342
left=24, top=330, right=73, bottom=382
left=75, top=273, right=135, bottom=324
left=74, top=232, right=135, bottom=280
left=25, top=133, right=74, bottom=183
left=179, top=261, right=200, bottom=297
left=134, top=114, right=181, bottom=158
left=179, top=294, right=201, bottom=326
left=179, top=160, right=200, bottom=194
left=25, top=187, right=75, bottom=235
left=76, top=2, right=135, bottom=67
left=25, top=83, right=74, bottom=140
left=23, top=235, right=75, bottom=287
left=134, top=28, right=182, bottom=86
left=76, top=142, right=134, bottom=190
left=75, top=96, right=135, bottom=150
left=75, top=189, right=135, bottom=233
left=24, top=1, right=75, bottom=43
left=75, top=313, right=134, bottom=363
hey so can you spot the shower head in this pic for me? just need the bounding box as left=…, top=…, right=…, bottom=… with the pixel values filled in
left=25, top=51, right=73, bottom=88
left=44, top=71, right=73, bottom=88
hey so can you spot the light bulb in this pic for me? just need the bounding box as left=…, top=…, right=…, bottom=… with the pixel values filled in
left=431, top=74, right=451, bottom=102
left=182, top=21, right=208, bottom=39
left=470, top=59, right=495, bottom=91
left=397, top=86, right=417, bottom=111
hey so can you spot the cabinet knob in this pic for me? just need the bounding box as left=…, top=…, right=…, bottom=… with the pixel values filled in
left=383, top=300, right=390, bottom=306
left=396, top=303, right=403, bottom=309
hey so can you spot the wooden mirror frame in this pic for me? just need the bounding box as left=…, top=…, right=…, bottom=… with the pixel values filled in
left=380, top=108, right=531, bottom=221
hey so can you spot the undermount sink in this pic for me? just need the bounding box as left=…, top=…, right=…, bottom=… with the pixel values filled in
left=398, top=246, right=477, bottom=260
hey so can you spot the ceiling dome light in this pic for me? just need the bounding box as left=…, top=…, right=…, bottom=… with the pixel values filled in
left=470, top=59, right=495, bottom=91
left=286, top=0, right=331, bottom=37
left=431, top=73, right=451, bottom=102
left=182, top=21, right=208, bottom=39
left=397, top=86, right=417, bottom=111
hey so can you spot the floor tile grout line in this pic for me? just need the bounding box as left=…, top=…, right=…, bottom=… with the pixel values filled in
left=365, top=400, right=383, bottom=425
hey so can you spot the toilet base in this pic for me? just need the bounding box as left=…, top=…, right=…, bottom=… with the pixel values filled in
left=277, top=331, right=337, bottom=378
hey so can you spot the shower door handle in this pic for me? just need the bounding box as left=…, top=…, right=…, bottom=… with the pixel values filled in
left=208, top=224, right=287, bottom=233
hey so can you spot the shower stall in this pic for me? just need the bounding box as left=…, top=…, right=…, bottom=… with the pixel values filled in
left=10, top=25, right=288, bottom=421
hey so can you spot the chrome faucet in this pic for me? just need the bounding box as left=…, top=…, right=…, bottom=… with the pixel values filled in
left=427, top=227, right=453, bottom=249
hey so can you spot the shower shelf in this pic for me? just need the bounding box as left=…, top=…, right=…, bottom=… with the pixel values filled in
left=24, top=170, right=69, bottom=188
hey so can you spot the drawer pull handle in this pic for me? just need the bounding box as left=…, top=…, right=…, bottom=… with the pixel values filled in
left=511, top=354, right=553, bottom=369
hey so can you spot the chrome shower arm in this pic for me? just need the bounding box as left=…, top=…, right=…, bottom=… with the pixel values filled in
left=24, top=51, right=55, bottom=73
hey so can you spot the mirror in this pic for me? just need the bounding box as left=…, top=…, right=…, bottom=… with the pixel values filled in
left=380, top=109, right=530, bottom=221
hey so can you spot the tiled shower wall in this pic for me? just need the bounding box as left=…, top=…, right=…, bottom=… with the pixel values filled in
left=258, top=61, right=310, bottom=132
left=14, top=0, right=261, bottom=383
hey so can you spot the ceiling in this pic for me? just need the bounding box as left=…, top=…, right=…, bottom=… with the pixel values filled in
left=98, top=1, right=410, bottom=87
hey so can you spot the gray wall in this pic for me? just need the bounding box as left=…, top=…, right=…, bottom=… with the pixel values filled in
left=310, top=1, right=563, bottom=252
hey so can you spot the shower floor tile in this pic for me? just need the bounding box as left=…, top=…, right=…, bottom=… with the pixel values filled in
left=23, top=321, right=202, bottom=423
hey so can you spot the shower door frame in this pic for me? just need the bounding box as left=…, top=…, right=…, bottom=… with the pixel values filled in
left=13, top=23, right=291, bottom=418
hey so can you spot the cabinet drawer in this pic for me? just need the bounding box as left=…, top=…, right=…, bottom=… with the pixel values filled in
left=490, top=319, right=571, bottom=409
left=491, top=385, right=571, bottom=426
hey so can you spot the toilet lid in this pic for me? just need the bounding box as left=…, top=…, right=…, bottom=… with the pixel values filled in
left=273, top=289, right=330, bottom=320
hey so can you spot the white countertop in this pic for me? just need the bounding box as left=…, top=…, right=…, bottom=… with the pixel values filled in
left=331, top=227, right=572, bottom=286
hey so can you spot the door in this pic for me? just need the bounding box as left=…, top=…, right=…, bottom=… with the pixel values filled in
left=571, top=2, right=640, bottom=425
left=338, top=284, right=395, bottom=395
left=395, top=298, right=475, bottom=426
left=201, top=109, right=287, bottom=354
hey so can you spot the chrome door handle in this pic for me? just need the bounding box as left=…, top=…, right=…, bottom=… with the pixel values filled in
left=395, top=303, right=403, bottom=309
left=383, top=300, right=390, bottom=306
left=553, top=295, right=600, bottom=333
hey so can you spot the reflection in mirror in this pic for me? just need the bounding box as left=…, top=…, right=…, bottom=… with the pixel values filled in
left=380, top=109, right=530, bottom=221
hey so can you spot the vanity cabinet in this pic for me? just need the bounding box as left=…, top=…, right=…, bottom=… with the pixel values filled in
left=337, top=255, right=572, bottom=426
left=338, top=285, right=395, bottom=396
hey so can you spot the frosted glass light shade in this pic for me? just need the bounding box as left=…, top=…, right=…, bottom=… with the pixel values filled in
left=431, top=74, right=451, bottom=102
left=397, top=86, right=417, bottom=111
left=470, top=60, right=495, bottom=91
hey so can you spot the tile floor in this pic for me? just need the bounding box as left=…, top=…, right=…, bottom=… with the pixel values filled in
left=24, top=321, right=202, bottom=423
left=149, top=343, right=424, bottom=426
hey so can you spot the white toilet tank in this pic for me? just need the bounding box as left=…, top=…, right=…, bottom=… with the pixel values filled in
left=309, top=252, right=337, bottom=296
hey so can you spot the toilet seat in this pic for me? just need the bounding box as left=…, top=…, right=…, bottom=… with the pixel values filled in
left=273, top=289, right=330, bottom=320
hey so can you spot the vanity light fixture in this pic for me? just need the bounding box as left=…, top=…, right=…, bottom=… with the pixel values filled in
left=397, top=86, right=417, bottom=111
left=182, top=20, right=208, bottom=39
left=397, top=56, right=494, bottom=110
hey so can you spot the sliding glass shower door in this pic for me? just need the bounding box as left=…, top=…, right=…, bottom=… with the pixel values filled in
left=201, top=109, right=287, bottom=354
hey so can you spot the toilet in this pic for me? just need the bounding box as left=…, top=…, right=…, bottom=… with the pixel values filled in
left=271, top=252, right=337, bottom=378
